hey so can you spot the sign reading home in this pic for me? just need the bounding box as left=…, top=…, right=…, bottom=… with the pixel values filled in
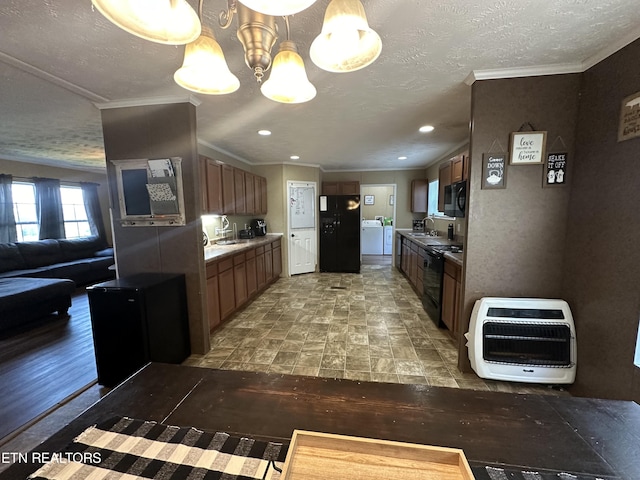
left=544, top=152, right=567, bottom=187
left=510, top=131, right=547, bottom=165
left=618, top=91, right=640, bottom=142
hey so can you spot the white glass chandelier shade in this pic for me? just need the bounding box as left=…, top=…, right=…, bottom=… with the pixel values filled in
left=261, top=41, right=317, bottom=104
left=309, top=0, right=382, bottom=73
left=238, top=0, right=318, bottom=16
left=174, top=27, right=240, bottom=95
left=91, top=0, right=201, bottom=45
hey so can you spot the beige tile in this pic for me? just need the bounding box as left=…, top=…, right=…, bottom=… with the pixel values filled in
left=345, top=355, right=370, bottom=372
left=391, top=345, right=418, bottom=360
left=346, top=344, right=369, bottom=356
left=249, top=349, right=278, bottom=365
left=395, top=360, right=424, bottom=376
left=371, top=357, right=396, bottom=374
left=344, top=371, right=372, bottom=382
left=291, top=366, right=320, bottom=376
left=319, top=369, right=345, bottom=379
left=398, top=375, right=429, bottom=385
left=279, top=340, right=304, bottom=352
left=370, top=373, right=400, bottom=383
left=272, top=351, right=299, bottom=366
left=268, top=364, right=294, bottom=375
left=321, top=355, right=346, bottom=370
left=297, top=352, right=323, bottom=367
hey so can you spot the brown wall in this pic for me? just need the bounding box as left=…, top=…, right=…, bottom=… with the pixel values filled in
left=461, top=74, right=581, bottom=371
left=100, top=101, right=209, bottom=355
left=561, top=39, right=640, bottom=401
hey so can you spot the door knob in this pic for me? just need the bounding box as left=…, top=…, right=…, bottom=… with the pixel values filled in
left=291, top=234, right=295, bottom=237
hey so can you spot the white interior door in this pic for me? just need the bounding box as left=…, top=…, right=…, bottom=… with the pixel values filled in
left=288, top=181, right=317, bottom=276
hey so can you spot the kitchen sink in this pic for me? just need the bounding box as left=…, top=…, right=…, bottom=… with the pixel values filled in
left=408, top=232, right=427, bottom=237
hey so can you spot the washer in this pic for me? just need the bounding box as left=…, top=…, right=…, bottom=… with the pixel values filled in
left=361, top=220, right=384, bottom=255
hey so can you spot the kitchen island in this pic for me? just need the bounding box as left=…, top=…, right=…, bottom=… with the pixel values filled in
left=204, top=234, right=283, bottom=332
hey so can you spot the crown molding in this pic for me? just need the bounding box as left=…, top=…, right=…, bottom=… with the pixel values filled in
left=197, top=139, right=253, bottom=166
left=95, top=95, right=201, bottom=110
left=465, top=28, right=640, bottom=85
left=0, top=50, right=108, bottom=103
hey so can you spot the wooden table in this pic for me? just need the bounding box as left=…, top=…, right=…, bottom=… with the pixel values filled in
left=2, top=363, right=638, bottom=479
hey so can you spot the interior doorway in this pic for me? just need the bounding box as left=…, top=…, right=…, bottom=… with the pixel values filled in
left=287, top=181, right=317, bottom=276
left=360, top=184, right=396, bottom=265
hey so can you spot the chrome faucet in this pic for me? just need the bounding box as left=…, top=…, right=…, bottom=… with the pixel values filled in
left=422, top=216, right=436, bottom=236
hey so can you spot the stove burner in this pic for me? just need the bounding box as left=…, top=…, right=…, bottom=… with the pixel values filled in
left=427, top=244, right=463, bottom=254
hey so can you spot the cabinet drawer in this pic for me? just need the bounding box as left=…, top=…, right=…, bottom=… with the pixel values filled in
left=245, top=248, right=256, bottom=259
left=256, top=246, right=265, bottom=255
left=272, top=239, right=281, bottom=249
left=218, top=257, right=234, bottom=272
left=444, top=260, right=460, bottom=279
left=233, top=252, right=246, bottom=265
left=206, top=261, right=217, bottom=278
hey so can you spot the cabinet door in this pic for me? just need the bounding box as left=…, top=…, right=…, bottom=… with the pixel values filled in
left=244, top=172, right=255, bottom=215
left=205, top=158, right=223, bottom=214
left=218, top=266, right=236, bottom=319
left=199, top=156, right=208, bottom=212
left=411, top=179, right=428, bottom=213
left=272, top=245, right=282, bottom=278
left=234, top=169, right=246, bottom=215
left=409, top=243, right=418, bottom=287
left=206, top=273, right=220, bottom=331
left=322, top=182, right=339, bottom=195
left=246, top=255, right=257, bottom=297
left=221, top=164, right=235, bottom=214
left=442, top=271, right=456, bottom=332
left=451, top=155, right=464, bottom=183
left=260, top=177, right=267, bottom=214
left=234, top=261, right=247, bottom=307
left=340, top=181, right=360, bottom=195
left=265, top=247, right=273, bottom=282
left=256, top=251, right=266, bottom=289
left=254, top=174, right=262, bottom=214
left=438, top=162, right=451, bottom=213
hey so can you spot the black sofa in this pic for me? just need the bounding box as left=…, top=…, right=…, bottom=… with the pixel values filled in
left=0, top=237, right=115, bottom=334
left=0, top=237, right=114, bottom=285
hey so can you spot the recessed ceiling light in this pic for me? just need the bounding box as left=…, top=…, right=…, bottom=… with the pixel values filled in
left=258, top=129, right=271, bottom=136
left=419, top=125, right=435, bottom=133
left=398, top=156, right=407, bottom=160
left=290, top=155, right=300, bottom=160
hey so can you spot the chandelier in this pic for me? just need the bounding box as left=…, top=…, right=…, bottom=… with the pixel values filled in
left=91, top=0, right=382, bottom=104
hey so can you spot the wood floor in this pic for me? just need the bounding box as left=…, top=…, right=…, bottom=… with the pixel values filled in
left=2, top=363, right=639, bottom=480
left=0, top=291, right=98, bottom=442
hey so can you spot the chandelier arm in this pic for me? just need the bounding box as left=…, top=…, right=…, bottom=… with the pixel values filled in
left=198, top=0, right=204, bottom=19
left=219, top=0, right=237, bottom=29
left=283, top=15, right=291, bottom=42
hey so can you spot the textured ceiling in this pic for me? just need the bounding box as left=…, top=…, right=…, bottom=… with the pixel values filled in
left=1, top=1, right=639, bottom=172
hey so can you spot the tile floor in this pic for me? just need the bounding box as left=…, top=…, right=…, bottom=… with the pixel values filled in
left=185, top=263, right=568, bottom=396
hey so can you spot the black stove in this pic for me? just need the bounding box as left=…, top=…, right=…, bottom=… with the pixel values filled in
left=426, top=244, right=463, bottom=255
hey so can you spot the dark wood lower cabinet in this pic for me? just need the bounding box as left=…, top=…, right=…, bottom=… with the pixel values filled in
left=442, top=259, right=461, bottom=339
left=207, top=237, right=282, bottom=332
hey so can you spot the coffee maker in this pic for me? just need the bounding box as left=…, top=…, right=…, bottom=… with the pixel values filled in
left=251, top=219, right=267, bottom=236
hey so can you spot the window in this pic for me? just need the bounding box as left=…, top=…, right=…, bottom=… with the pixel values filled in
left=428, top=179, right=440, bottom=216
left=10, top=182, right=91, bottom=240
left=12, top=182, right=38, bottom=241
left=60, top=186, right=91, bottom=238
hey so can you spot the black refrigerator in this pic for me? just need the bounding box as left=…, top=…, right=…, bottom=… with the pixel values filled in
left=319, top=195, right=361, bottom=273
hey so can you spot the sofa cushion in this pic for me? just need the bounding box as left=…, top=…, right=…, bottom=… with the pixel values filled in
left=42, top=261, right=90, bottom=281
left=16, top=239, right=63, bottom=268
left=58, top=236, right=106, bottom=262
left=0, top=243, right=27, bottom=273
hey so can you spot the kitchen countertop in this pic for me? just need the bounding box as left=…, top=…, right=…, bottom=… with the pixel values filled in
left=397, top=229, right=464, bottom=267
left=204, top=233, right=283, bottom=262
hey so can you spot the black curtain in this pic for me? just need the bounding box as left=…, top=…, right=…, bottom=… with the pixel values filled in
left=0, top=174, right=17, bottom=243
left=34, top=177, right=65, bottom=239
left=81, top=182, right=107, bottom=242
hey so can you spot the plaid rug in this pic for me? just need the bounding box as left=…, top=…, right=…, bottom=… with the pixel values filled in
left=29, top=416, right=287, bottom=480
left=27, top=416, right=617, bottom=480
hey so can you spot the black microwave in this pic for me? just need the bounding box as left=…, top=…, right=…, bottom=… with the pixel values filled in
left=444, top=180, right=466, bottom=218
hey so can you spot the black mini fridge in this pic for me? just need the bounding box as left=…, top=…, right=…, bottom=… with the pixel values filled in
left=87, top=273, right=190, bottom=387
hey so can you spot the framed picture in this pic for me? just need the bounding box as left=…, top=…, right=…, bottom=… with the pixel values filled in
left=481, top=153, right=507, bottom=189
left=364, top=195, right=374, bottom=205
left=389, top=195, right=394, bottom=205
left=618, top=91, right=640, bottom=142
left=543, top=152, right=568, bottom=188
left=510, top=131, right=547, bottom=165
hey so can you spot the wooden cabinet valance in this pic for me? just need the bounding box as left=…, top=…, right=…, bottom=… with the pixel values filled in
left=321, top=181, right=360, bottom=195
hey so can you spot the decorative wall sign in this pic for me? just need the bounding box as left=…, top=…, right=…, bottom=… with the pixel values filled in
left=618, top=91, right=640, bottom=142
left=482, top=153, right=507, bottom=189
left=364, top=195, right=374, bottom=205
left=509, top=131, right=547, bottom=165
left=543, top=152, right=568, bottom=187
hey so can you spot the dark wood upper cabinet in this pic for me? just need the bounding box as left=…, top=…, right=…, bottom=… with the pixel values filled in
left=260, top=176, right=267, bottom=215
left=411, top=179, right=428, bottom=213
left=244, top=172, right=255, bottom=215
left=321, top=181, right=360, bottom=195
left=221, top=164, right=235, bottom=214
left=234, top=169, right=246, bottom=215
left=438, top=161, right=451, bottom=213
left=451, top=154, right=464, bottom=183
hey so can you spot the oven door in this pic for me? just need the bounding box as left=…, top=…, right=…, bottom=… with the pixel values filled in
left=422, top=249, right=444, bottom=326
